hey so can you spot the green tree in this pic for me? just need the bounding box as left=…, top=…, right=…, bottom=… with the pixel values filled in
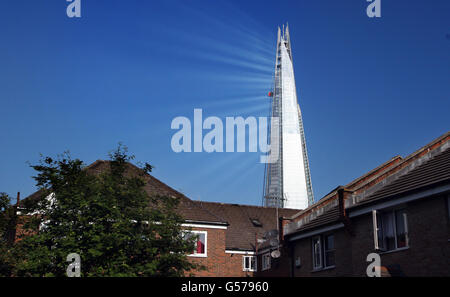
left=13, top=145, right=200, bottom=276
left=0, top=192, right=16, bottom=276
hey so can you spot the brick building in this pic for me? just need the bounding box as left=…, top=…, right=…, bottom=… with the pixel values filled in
left=258, top=132, right=450, bottom=277
left=15, top=160, right=298, bottom=277
left=13, top=132, right=450, bottom=277
left=192, top=201, right=297, bottom=276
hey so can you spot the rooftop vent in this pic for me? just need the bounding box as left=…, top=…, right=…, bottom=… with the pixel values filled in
left=250, top=218, right=262, bottom=227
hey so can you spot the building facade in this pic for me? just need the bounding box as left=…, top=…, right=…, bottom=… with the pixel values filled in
left=264, top=25, right=314, bottom=210
left=13, top=132, right=450, bottom=277
left=15, top=160, right=299, bottom=277
left=259, top=132, right=450, bottom=277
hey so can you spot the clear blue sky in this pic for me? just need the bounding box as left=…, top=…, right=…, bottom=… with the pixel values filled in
left=0, top=0, right=449, bottom=206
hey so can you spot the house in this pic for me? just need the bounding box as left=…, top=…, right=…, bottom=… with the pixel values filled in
left=259, top=132, right=450, bottom=277
left=193, top=201, right=298, bottom=276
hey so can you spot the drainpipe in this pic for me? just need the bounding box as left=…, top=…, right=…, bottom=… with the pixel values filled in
left=338, top=187, right=354, bottom=236
left=280, top=217, right=295, bottom=277
left=16, top=192, right=20, bottom=207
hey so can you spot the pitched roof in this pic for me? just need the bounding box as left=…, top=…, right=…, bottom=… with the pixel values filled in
left=353, top=144, right=450, bottom=207
left=292, top=206, right=341, bottom=234
left=23, top=160, right=227, bottom=225
left=194, top=201, right=299, bottom=251
left=285, top=132, right=450, bottom=236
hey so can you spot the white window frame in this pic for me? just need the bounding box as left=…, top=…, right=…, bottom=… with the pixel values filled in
left=185, top=230, right=207, bottom=258
left=447, top=195, right=450, bottom=219
left=312, top=234, right=335, bottom=270
left=372, top=209, right=408, bottom=252
left=447, top=195, right=450, bottom=241
left=261, top=253, right=271, bottom=271
left=242, top=255, right=257, bottom=272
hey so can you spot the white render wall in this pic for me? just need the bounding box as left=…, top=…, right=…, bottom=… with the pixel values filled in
left=279, top=39, right=309, bottom=210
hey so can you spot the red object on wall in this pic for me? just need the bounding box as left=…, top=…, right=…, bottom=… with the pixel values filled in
left=197, top=240, right=205, bottom=254
left=268, top=91, right=273, bottom=97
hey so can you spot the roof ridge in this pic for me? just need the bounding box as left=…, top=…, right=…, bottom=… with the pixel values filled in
left=193, top=200, right=300, bottom=211
left=345, top=156, right=403, bottom=189
left=286, top=132, right=450, bottom=230
left=24, top=159, right=229, bottom=224
left=401, top=131, right=450, bottom=162
left=350, top=142, right=450, bottom=205
left=346, top=132, right=450, bottom=194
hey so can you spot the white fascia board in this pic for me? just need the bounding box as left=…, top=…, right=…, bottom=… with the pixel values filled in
left=287, top=223, right=345, bottom=242
left=256, top=244, right=285, bottom=255
left=225, top=250, right=255, bottom=255
left=182, top=223, right=227, bottom=230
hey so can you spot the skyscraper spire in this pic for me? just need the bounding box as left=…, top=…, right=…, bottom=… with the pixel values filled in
left=264, top=24, right=314, bottom=209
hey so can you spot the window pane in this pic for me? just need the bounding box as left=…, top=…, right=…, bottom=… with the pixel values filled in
left=376, top=212, right=384, bottom=250
left=325, top=235, right=334, bottom=250
left=183, top=233, right=196, bottom=253
left=263, top=254, right=270, bottom=270
left=395, top=210, right=407, bottom=248
left=196, top=233, right=205, bottom=254
left=312, top=237, right=321, bottom=268
left=382, top=212, right=396, bottom=250
left=324, top=235, right=335, bottom=267
left=325, top=251, right=335, bottom=267
left=251, top=257, right=256, bottom=270
left=185, top=232, right=206, bottom=255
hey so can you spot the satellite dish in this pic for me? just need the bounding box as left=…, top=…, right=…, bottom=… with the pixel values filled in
left=271, top=250, right=281, bottom=258
left=270, top=239, right=279, bottom=247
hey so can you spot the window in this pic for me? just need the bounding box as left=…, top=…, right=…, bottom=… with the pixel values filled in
left=312, top=234, right=335, bottom=270
left=312, top=236, right=322, bottom=270
left=184, top=231, right=207, bottom=257
left=373, top=209, right=408, bottom=252
left=262, top=253, right=271, bottom=271
left=295, top=257, right=301, bottom=268
left=243, top=256, right=256, bottom=272
left=447, top=195, right=450, bottom=219
left=324, top=234, right=335, bottom=267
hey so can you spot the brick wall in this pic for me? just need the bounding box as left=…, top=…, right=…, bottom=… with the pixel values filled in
left=350, top=194, right=450, bottom=277
left=222, top=253, right=255, bottom=277
left=15, top=219, right=255, bottom=277
left=291, top=227, right=353, bottom=277
left=286, top=194, right=450, bottom=276
left=185, top=227, right=256, bottom=277
left=185, top=227, right=226, bottom=276
left=255, top=246, right=291, bottom=277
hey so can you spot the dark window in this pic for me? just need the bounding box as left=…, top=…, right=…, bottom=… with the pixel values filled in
left=374, top=209, right=408, bottom=252
left=312, top=236, right=322, bottom=270
left=312, top=234, right=335, bottom=270
left=447, top=196, right=450, bottom=220
left=324, top=234, right=335, bottom=267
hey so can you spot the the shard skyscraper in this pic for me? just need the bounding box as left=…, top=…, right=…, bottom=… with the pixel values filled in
left=263, top=24, right=314, bottom=210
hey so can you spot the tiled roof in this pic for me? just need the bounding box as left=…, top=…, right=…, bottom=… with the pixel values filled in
left=194, top=201, right=299, bottom=251
left=23, top=160, right=227, bottom=225
left=354, top=145, right=450, bottom=206
left=286, top=132, right=450, bottom=236
left=293, top=206, right=341, bottom=233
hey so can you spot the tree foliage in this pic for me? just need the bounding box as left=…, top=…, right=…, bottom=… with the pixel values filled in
left=0, top=192, right=16, bottom=276
left=8, top=145, right=200, bottom=277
